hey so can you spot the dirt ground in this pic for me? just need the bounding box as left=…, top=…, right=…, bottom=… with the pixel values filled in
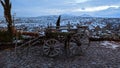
left=0, top=41, right=120, bottom=68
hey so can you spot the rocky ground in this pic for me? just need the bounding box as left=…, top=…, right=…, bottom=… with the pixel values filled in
left=0, top=41, right=120, bottom=68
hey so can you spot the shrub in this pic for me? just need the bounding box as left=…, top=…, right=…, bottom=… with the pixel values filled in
left=0, top=31, right=13, bottom=42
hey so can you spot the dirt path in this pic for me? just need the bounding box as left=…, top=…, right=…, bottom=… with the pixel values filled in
left=0, top=41, right=120, bottom=68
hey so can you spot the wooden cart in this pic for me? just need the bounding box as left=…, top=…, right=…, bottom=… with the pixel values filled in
left=42, top=25, right=90, bottom=57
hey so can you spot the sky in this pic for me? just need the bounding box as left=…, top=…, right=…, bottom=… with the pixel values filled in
left=0, top=0, right=120, bottom=17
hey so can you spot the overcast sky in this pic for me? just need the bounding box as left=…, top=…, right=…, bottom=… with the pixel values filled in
left=0, top=0, right=120, bottom=17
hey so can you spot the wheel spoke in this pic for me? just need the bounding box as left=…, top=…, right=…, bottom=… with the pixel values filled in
left=71, top=33, right=81, bottom=42
left=44, top=48, right=50, bottom=55
left=43, top=45, right=50, bottom=49
left=49, top=51, right=57, bottom=57
left=43, top=39, right=61, bottom=57
left=46, top=41, right=50, bottom=46
left=55, top=48, right=60, bottom=52
left=49, top=40, right=52, bottom=45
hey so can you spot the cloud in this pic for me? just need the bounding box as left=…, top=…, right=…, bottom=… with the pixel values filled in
left=0, top=0, right=120, bottom=17
left=92, top=7, right=120, bottom=17
left=12, top=5, right=120, bottom=17
left=75, top=0, right=91, bottom=3
left=74, top=5, right=120, bottom=12
left=65, top=0, right=90, bottom=5
left=13, top=7, right=65, bottom=16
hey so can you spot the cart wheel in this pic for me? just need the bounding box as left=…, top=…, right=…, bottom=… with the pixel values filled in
left=43, top=39, right=63, bottom=57
left=67, top=33, right=82, bottom=57
left=71, top=33, right=89, bottom=45
left=70, top=33, right=83, bottom=45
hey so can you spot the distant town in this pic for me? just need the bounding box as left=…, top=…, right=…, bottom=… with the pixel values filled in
left=0, top=16, right=120, bottom=30
left=0, top=15, right=120, bottom=40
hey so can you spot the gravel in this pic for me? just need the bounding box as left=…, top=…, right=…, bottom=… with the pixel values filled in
left=0, top=41, right=120, bottom=68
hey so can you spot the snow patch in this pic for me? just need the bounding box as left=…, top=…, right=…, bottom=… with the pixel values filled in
left=101, top=41, right=120, bottom=49
left=0, top=24, right=7, bottom=27
left=61, top=30, right=68, bottom=32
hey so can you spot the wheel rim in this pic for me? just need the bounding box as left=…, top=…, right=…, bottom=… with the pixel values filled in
left=68, top=42, right=78, bottom=56
left=71, top=33, right=89, bottom=44
left=71, top=33, right=83, bottom=42
left=69, top=33, right=90, bottom=56
left=43, top=39, right=62, bottom=57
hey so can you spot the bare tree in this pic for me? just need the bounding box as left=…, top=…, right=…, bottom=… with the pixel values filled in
left=1, top=0, right=13, bottom=41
